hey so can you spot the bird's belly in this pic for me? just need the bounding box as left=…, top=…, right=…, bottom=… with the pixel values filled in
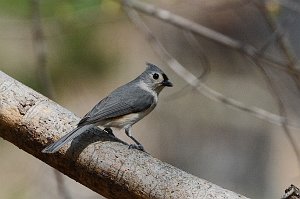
left=101, top=113, right=143, bottom=129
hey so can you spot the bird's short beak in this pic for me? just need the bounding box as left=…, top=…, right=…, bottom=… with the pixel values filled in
left=162, top=79, right=173, bottom=87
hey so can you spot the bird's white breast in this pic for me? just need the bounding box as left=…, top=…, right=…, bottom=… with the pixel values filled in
left=102, top=113, right=142, bottom=129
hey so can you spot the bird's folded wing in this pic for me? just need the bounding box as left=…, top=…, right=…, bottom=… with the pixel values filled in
left=78, top=89, right=154, bottom=126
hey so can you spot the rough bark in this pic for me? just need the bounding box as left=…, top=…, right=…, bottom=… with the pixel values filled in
left=0, top=71, right=248, bottom=199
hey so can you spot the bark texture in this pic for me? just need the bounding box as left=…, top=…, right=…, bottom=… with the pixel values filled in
left=0, top=71, right=248, bottom=199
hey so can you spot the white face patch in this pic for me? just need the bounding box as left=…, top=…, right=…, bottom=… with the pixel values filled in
left=138, top=81, right=158, bottom=104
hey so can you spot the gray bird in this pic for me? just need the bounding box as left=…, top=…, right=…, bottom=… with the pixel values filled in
left=42, top=63, right=173, bottom=153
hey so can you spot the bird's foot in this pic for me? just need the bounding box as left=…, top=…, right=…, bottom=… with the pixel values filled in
left=129, top=144, right=146, bottom=152
left=104, top=128, right=115, bottom=137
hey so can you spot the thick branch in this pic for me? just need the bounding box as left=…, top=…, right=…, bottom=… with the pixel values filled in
left=0, top=71, right=248, bottom=199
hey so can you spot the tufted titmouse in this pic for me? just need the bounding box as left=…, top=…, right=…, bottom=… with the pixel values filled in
left=42, top=63, right=173, bottom=153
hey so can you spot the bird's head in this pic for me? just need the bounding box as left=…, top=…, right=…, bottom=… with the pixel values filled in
left=139, top=62, right=173, bottom=94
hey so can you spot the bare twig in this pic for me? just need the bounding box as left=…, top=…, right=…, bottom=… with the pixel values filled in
left=0, top=71, right=249, bottom=199
left=183, top=31, right=211, bottom=79
left=253, top=1, right=300, bottom=169
left=164, top=31, right=210, bottom=101
left=257, top=27, right=284, bottom=55
left=252, top=59, right=300, bottom=169
left=255, top=2, right=300, bottom=91
left=123, top=3, right=300, bottom=129
left=256, top=1, right=300, bottom=85
left=121, top=0, right=300, bottom=76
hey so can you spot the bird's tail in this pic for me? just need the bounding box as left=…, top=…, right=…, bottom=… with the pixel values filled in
left=42, top=124, right=93, bottom=153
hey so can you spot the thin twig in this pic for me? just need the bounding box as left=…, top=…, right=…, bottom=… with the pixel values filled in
left=121, top=0, right=300, bottom=77
left=252, top=59, right=300, bottom=169
left=164, top=31, right=211, bottom=101
left=254, top=1, right=300, bottom=169
left=183, top=31, right=211, bottom=79
left=122, top=4, right=300, bottom=129
left=255, top=2, right=300, bottom=91
left=257, top=27, right=284, bottom=54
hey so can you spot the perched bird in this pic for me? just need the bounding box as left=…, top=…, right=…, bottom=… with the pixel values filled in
left=42, top=63, right=173, bottom=153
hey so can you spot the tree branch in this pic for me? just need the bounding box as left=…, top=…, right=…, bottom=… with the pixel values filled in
left=0, top=71, right=248, bottom=199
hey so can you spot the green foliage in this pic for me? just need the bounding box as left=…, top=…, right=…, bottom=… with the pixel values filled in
left=0, top=0, right=121, bottom=92
left=50, top=20, right=111, bottom=83
left=40, top=0, right=103, bottom=18
left=0, top=0, right=29, bottom=17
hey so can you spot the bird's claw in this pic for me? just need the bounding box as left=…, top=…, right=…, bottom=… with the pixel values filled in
left=129, top=144, right=146, bottom=152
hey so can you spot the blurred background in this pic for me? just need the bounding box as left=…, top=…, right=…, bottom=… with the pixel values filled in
left=1, top=0, right=300, bottom=198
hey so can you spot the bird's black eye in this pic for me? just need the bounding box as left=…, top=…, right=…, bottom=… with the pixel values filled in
left=153, top=73, right=159, bottom=80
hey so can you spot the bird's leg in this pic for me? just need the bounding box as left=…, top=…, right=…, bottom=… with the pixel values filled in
left=125, top=127, right=146, bottom=152
left=104, top=127, right=115, bottom=137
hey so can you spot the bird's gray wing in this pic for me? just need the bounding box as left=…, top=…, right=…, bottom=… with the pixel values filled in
left=78, top=87, right=154, bottom=126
